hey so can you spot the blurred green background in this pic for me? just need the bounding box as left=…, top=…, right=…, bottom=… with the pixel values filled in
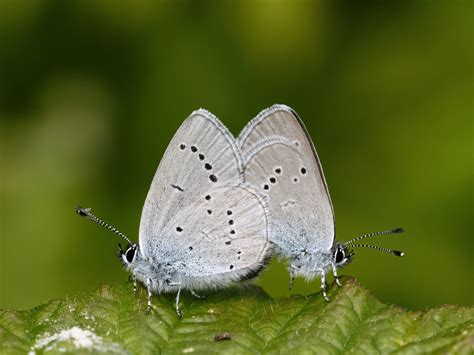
left=1, top=0, right=472, bottom=311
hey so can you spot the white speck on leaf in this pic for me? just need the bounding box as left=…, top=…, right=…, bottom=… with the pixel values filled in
left=28, top=326, right=124, bottom=354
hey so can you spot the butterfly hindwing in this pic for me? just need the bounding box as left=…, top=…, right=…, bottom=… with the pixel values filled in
left=153, top=185, right=270, bottom=288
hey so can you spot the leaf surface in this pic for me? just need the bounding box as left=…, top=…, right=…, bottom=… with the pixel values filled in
left=1, top=277, right=472, bottom=354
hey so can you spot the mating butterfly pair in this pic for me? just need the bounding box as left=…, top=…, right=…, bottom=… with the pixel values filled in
left=77, top=105, right=403, bottom=317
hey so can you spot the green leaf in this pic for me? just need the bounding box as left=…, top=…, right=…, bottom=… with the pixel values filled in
left=1, top=277, right=472, bottom=354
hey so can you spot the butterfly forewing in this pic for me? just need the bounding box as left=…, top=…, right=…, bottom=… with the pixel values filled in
left=238, top=105, right=335, bottom=253
left=139, top=109, right=244, bottom=256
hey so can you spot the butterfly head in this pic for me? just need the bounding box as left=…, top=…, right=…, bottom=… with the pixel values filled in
left=332, top=243, right=354, bottom=269
left=333, top=228, right=406, bottom=269
left=118, top=243, right=139, bottom=267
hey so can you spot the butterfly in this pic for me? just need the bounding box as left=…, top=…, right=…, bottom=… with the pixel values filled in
left=237, top=104, right=404, bottom=300
left=77, top=109, right=271, bottom=316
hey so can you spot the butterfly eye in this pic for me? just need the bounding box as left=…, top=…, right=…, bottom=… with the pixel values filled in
left=335, top=249, right=345, bottom=263
left=125, top=247, right=136, bottom=263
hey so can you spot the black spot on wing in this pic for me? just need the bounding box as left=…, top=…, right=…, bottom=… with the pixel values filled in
left=171, top=184, right=184, bottom=192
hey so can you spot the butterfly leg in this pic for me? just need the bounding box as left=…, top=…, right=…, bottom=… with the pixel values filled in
left=133, top=273, right=137, bottom=295
left=146, top=278, right=154, bottom=314
left=190, top=290, right=206, bottom=299
left=289, top=265, right=297, bottom=290
left=331, top=263, right=342, bottom=287
left=175, top=288, right=182, bottom=318
left=320, top=270, right=330, bottom=302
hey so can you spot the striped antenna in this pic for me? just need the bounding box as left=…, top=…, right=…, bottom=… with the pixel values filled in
left=349, top=244, right=404, bottom=257
left=75, top=206, right=133, bottom=245
left=344, top=228, right=404, bottom=246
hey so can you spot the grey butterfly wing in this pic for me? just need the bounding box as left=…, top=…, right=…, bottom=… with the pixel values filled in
left=154, top=185, right=270, bottom=287
left=139, top=109, right=244, bottom=256
left=237, top=104, right=335, bottom=255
